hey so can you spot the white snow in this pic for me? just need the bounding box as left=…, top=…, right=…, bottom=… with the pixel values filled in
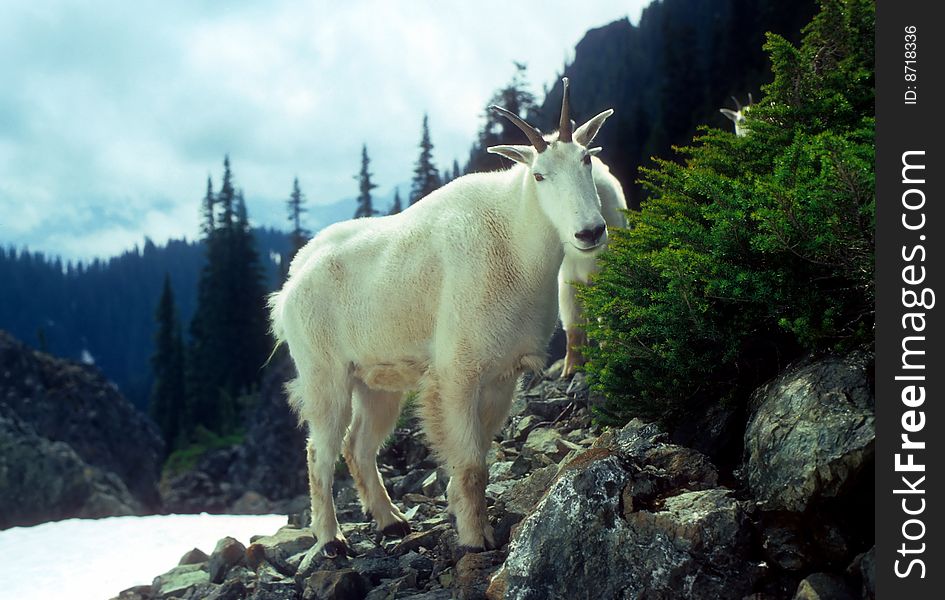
left=0, top=513, right=287, bottom=600
left=80, top=349, right=95, bottom=365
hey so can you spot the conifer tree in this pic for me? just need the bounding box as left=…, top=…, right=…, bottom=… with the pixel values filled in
left=286, top=177, right=309, bottom=254
left=354, top=144, right=378, bottom=218
left=201, top=177, right=215, bottom=237
left=466, top=64, right=538, bottom=173
left=218, top=155, right=235, bottom=229
left=150, top=274, right=186, bottom=449
left=409, top=114, right=441, bottom=205
left=389, top=188, right=402, bottom=215
left=186, top=157, right=271, bottom=437
left=452, top=159, right=461, bottom=181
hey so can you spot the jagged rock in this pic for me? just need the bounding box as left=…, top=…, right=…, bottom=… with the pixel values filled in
left=511, top=415, right=539, bottom=440
left=392, top=528, right=443, bottom=555
left=246, top=526, right=315, bottom=576
left=497, top=464, right=558, bottom=517
left=421, top=468, right=449, bottom=497
left=0, top=406, right=143, bottom=528
left=847, top=546, right=875, bottom=600
left=392, top=468, right=435, bottom=499
left=523, top=397, right=571, bottom=421
left=205, top=579, right=247, bottom=600
left=0, top=331, right=163, bottom=523
left=151, top=564, right=209, bottom=600
left=491, top=421, right=759, bottom=600
left=758, top=511, right=852, bottom=571
left=670, top=400, right=740, bottom=467
left=565, top=372, right=588, bottom=396
left=303, top=568, right=369, bottom=600
left=454, top=550, right=504, bottom=600
left=209, top=536, right=247, bottom=584
left=744, top=352, right=874, bottom=512
left=179, top=547, right=210, bottom=565
left=792, top=573, right=857, bottom=600
left=522, top=427, right=562, bottom=456
left=489, top=461, right=514, bottom=482
left=110, top=585, right=153, bottom=600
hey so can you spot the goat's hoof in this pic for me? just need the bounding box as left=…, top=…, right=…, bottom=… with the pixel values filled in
left=321, top=539, right=350, bottom=558
left=381, top=520, right=411, bottom=538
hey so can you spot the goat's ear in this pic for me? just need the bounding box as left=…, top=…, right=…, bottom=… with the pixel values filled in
left=720, top=108, right=738, bottom=122
left=487, top=144, right=536, bottom=166
left=587, top=147, right=603, bottom=156
left=574, top=109, right=614, bottom=146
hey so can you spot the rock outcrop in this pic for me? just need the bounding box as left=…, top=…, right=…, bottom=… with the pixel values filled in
left=0, top=404, right=143, bottom=528
left=491, top=420, right=760, bottom=600
left=744, top=351, right=874, bottom=513
left=0, top=330, right=164, bottom=527
left=743, top=351, right=875, bottom=579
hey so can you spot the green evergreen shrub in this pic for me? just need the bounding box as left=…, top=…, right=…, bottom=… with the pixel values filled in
left=579, top=0, right=874, bottom=424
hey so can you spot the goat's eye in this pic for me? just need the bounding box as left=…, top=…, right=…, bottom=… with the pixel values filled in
left=534, top=173, right=545, bottom=182
left=583, top=154, right=592, bottom=165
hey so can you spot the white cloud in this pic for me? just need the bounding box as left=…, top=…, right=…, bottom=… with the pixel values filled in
left=0, top=0, right=646, bottom=261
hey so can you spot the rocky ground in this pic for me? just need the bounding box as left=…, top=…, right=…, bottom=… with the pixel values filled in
left=113, top=350, right=875, bottom=600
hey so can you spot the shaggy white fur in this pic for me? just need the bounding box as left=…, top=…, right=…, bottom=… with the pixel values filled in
left=270, top=86, right=614, bottom=553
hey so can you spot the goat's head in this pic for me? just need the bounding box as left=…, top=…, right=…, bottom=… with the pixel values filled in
left=720, top=93, right=753, bottom=137
left=487, top=78, right=614, bottom=255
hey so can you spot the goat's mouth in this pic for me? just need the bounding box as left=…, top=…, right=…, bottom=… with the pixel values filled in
left=570, top=242, right=604, bottom=254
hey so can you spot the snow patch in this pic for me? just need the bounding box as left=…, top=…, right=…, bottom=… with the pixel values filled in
left=0, top=513, right=286, bottom=600
left=80, top=349, right=95, bottom=365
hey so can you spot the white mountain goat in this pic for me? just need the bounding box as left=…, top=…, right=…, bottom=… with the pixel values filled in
left=720, top=93, right=753, bottom=137
left=269, top=78, right=614, bottom=556
left=558, top=156, right=627, bottom=377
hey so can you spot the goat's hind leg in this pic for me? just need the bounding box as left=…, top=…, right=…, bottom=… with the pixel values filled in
left=344, top=380, right=410, bottom=538
left=291, top=372, right=353, bottom=558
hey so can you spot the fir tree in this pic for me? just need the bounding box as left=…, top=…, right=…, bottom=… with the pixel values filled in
left=465, top=63, right=538, bottom=173
left=389, top=188, right=403, bottom=215
left=354, top=144, right=378, bottom=218
left=200, top=177, right=215, bottom=237
left=286, top=177, right=309, bottom=254
left=409, top=114, right=441, bottom=205
left=149, top=274, right=186, bottom=449
left=218, top=155, right=235, bottom=229
left=186, top=157, right=271, bottom=437
left=452, top=159, right=461, bottom=180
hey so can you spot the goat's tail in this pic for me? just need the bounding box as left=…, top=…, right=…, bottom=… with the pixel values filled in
left=263, top=289, right=289, bottom=368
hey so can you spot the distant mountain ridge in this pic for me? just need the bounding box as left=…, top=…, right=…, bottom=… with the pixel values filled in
left=0, top=229, right=291, bottom=409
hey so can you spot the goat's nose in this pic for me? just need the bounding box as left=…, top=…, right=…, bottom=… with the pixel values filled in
left=575, top=224, right=606, bottom=245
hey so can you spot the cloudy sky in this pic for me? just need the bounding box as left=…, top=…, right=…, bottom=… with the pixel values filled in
left=0, top=1, right=648, bottom=261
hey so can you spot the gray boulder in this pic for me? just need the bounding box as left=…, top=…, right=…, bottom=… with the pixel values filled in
left=0, top=405, right=143, bottom=528
left=744, top=352, right=874, bottom=513
left=490, top=421, right=760, bottom=600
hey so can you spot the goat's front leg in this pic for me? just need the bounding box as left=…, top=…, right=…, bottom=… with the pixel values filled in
left=559, top=269, right=588, bottom=378
left=563, top=326, right=588, bottom=378
left=419, top=372, right=493, bottom=551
